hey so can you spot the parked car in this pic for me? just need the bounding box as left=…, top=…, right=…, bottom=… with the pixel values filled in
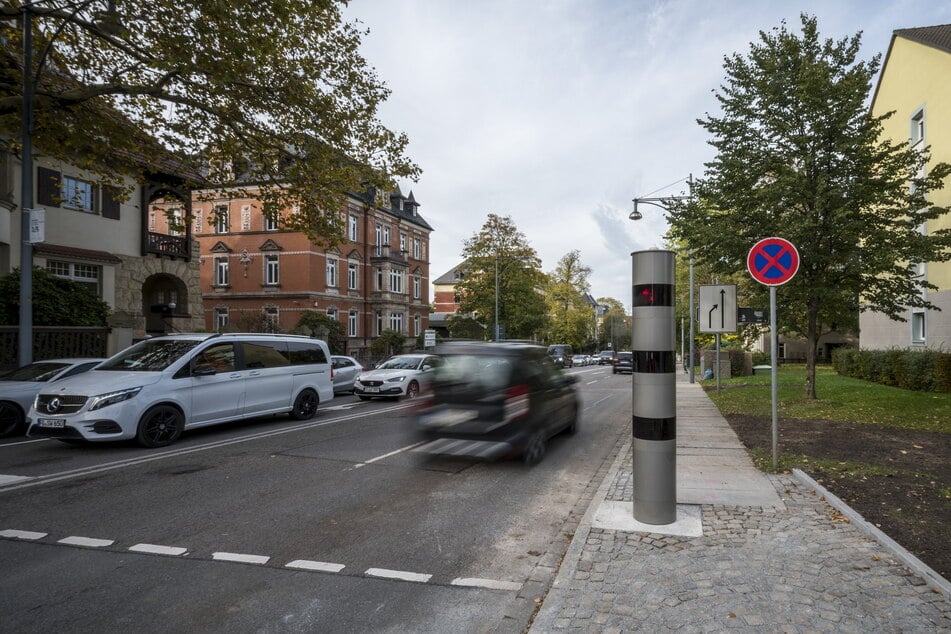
left=27, top=333, right=333, bottom=448
left=613, top=351, right=634, bottom=374
left=416, top=341, right=579, bottom=465
left=331, top=355, right=364, bottom=394
left=353, top=353, right=441, bottom=400
left=598, top=350, right=614, bottom=365
left=547, top=344, right=574, bottom=368
left=571, top=354, right=588, bottom=367
left=0, top=358, right=105, bottom=437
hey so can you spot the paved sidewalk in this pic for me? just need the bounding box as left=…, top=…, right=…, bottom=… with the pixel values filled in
left=531, top=372, right=951, bottom=632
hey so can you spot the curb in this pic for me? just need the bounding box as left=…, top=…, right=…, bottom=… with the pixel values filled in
left=793, top=468, right=951, bottom=599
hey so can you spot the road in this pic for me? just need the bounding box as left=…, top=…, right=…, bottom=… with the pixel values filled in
left=0, top=364, right=631, bottom=633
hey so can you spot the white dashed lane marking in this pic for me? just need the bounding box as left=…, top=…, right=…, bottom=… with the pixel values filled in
left=286, top=560, right=346, bottom=573
left=128, top=543, right=188, bottom=556
left=212, top=552, right=270, bottom=565
left=365, top=568, right=432, bottom=583
left=0, top=529, right=46, bottom=540
left=58, top=536, right=114, bottom=548
left=451, top=577, right=523, bottom=591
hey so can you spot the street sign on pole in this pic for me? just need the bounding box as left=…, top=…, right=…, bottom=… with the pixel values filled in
left=697, top=284, right=737, bottom=333
left=424, top=329, right=436, bottom=348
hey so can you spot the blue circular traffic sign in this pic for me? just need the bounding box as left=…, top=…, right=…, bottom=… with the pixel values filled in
left=747, top=237, right=799, bottom=286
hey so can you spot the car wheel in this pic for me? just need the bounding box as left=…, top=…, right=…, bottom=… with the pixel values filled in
left=522, top=429, right=547, bottom=466
left=404, top=381, right=420, bottom=399
left=0, top=401, right=24, bottom=438
left=136, top=405, right=184, bottom=448
left=290, top=389, right=319, bottom=420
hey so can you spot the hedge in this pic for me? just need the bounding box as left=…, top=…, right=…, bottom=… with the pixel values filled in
left=832, top=347, right=951, bottom=393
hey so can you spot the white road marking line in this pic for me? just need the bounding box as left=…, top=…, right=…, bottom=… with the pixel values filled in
left=129, top=543, right=188, bottom=556
left=450, top=578, right=523, bottom=591
left=286, top=560, right=346, bottom=573
left=586, top=380, right=599, bottom=385
left=352, top=441, right=428, bottom=469
left=365, top=568, right=432, bottom=583
left=58, top=536, right=114, bottom=548
left=0, top=529, right=47, bottom=540
left=0, top=474, right=33, bottom=485
left=0, top=438, right=49, bottom=449
left=212, top=552, right=270, bottom=565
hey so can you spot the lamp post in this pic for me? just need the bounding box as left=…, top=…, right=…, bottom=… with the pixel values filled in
left=630, top=175, right=696, bottom=383
left=17, top=0, right=122, bottom=366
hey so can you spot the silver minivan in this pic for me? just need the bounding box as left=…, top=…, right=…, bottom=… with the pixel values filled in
left=27, top=333, right=334, bottom=447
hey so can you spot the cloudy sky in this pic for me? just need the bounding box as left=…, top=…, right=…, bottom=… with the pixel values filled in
left=344, top=0, right=951, bottom=304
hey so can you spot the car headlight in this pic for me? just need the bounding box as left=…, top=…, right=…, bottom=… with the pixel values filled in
left=385, top=376, right=406, bottom=383
left=87, top=387, right=143, bottom=411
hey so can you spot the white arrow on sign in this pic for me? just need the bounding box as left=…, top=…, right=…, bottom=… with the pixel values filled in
left=698, top=284, right=737, bottom=333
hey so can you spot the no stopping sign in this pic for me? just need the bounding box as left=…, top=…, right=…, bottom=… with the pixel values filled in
left=747, top=237, right=799, bottom=286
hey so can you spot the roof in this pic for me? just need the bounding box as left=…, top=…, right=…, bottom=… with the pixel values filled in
left=32, top=243, right=122, bottom=264
left=894, top=24, right=951, bottom=54
left=434, top=261, right=468, bottom=285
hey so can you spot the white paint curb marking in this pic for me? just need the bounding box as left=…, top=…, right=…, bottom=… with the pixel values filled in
left=0, top=529, right=47, bottom=540
left=129, top=543, right=188, bottom=556
left=365, top=568, right=432, bottom=583
left=0, top=474, right=33, bottom=486
left=286, top=560, right=346, bottom=573
left=450, top=577, right=523, bottom=591
left=58, top=536, right=114, bottom=548
left=212, top=552, right=270, bottom=565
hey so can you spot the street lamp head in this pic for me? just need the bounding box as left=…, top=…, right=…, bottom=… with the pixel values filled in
left=629, top=200, right=643, bottom=221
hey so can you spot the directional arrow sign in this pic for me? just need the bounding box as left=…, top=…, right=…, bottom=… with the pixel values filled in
left=698, top=284, right=737, bottom=333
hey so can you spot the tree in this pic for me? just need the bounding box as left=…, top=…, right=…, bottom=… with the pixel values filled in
left=596, top=297, right=630, bottom=352
left=446, top=314, right=484, bottom=340
left=546, top=250, right=593, bottom=349
left=294, top=310, right=346, bottom=354
left=456, top=214, right=549, bottom=340
left=0, top=0, right=418, bottom=243
left=667, top=15, right=951, bottom=399
left=371, top=329, right=405, bottom=357
left=0, top=267, right=108, bottom=326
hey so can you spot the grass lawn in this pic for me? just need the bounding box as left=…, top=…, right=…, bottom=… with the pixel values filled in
left=701, top=364, right=951, bottom=433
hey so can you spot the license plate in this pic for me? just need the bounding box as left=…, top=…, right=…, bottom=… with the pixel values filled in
left=37, top=419, right=66, bottom=429
left=423, top=409, right=478, bottom=427
left=364, top=387, right=379, bottom=393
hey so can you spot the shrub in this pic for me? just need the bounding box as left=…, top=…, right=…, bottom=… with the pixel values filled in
left=833, top=347, right=950, bottom=392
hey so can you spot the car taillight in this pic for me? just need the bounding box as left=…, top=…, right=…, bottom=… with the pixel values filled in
left=504, top=384, right=530, bottom=422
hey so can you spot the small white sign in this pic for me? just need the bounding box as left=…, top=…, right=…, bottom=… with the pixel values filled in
left=28, top=208, right=45, bottom=243
left=424, top=329, right=436, bottom=347
left=698, top=284, right=737, bottom=333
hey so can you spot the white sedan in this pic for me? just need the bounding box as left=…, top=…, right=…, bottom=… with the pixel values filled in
left=0, top=358, right=105, bottom=437
left=353, top=354, right=441, bottom=400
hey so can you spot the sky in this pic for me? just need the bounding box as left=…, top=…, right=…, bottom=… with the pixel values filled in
left=344, top=0, right=951, bottom=304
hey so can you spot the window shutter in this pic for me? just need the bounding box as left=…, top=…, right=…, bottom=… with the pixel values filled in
left=101, top=186, right=120, bottom=219
left=37, top=166, right=61, bottom=206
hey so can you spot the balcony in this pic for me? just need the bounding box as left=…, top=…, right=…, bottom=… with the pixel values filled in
left=146, top=232, right=190, bottom=260
left=370, top=245, right=407, bottom=265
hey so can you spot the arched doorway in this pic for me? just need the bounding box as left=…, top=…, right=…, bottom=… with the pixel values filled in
left=142, top=273, right=188, bottom=335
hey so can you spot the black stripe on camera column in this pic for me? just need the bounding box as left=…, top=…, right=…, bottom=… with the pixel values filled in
left=631, top=250, right=677, bottom=525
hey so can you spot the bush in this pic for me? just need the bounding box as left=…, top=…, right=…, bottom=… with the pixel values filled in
left=832, top=347, right=950, bottom=392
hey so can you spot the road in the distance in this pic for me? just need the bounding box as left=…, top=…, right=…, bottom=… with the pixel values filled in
left=0, top=365, right=631, bottom=632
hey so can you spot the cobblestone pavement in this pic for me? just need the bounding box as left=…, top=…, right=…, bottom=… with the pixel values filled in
left=531, top=463, right=951, bottom=633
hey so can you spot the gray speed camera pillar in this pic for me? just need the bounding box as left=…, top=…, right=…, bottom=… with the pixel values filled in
left=631, top=249, right=677, bottom=525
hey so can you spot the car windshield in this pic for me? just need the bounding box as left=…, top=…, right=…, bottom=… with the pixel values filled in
left=435, top=354, right=514, bottom=392
left=98, top=339, right=201, bottom=372
left=377, top=357, right=424, bottom=371
left=0, top=362, right=70, bottom=382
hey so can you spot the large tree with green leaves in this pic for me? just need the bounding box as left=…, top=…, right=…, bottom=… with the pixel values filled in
left=0, top=0, right=417, bottom=242
left=668, top=15, right=951, bottom=399
left=546, top=250, right=594, bottom=349
left=595, top=296, right=630, bottom=352
left=456, top=214, right=549, bottom=340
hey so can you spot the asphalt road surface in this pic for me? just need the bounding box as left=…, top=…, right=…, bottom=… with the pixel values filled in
left=0, top=364, right=631, bottom=633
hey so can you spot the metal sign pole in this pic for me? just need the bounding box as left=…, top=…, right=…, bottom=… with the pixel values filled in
left=715, top=333, right=721, bottom=395
left=770, top=286, right=778, bottom=470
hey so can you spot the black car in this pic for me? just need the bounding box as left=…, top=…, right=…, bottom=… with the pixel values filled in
left=598, top=350, right=614, bottom=365
left=416, top=341, right=579, bottom=465
left=612, top=351, right=633, bottom=374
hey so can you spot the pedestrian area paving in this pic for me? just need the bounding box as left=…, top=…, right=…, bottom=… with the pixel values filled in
left=531, top=372, right=950, bottom=632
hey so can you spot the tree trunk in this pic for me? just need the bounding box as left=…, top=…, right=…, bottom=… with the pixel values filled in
left=805, top=302, right=819, bottom=400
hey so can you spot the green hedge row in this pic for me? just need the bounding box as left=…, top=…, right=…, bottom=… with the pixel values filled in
left=832, top=348, right=951, bottom=392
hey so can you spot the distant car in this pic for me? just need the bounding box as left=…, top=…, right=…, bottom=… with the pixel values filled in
left=598, top=351, right=614, bottom=365
left=613, top=352, right=634, bottom=374
left=0, top=358, right=105, bottom=437
left=331, top=355, right=364, bottom=394
left=354, top=354, right=441, bottom=400
left=571, top=354, right=588, bottom=367
left=547, top=344, right=574, bottom=368
left=416, top=341, right=579, bottom=465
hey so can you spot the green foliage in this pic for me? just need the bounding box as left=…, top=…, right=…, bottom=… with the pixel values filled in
left=667, top=14, right=951, bottom=399
left=0, top=267, right=108, bottom=326
left=0, top=0, right=418, bottom=245
left=832, top=347, right=950, bottom=393
left=446, top=315, right=485, bottom=340
left=371, top=329, right=405, bottom=356
left=545, top=250, right=595, bottom=349
left=293, top=310, right=347, bottom=354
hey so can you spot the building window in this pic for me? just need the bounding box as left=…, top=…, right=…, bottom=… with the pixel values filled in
left=413, top=314, right=420, bottom=336
left=390, top=269, right=404, bottom=294
left=389, top=312, right=403, bottom=333
left=374, top=224, right=382, bottom=255
left=167, top=207, right=183, bottom=237
left=413, top=274, right=421, bottom=300
left=413, top=238, right=421, bottom=259
left=47, top=260, right=100, bottom=296
left=912, top=311, right=926, bottom=343
left=61, top=175, right=94, bottom=212
left=215, top=204, right=229, bottom=234
left=399, top=233, right=406, bottom=253
left=148, top=210, right=156, bottom=231
left=777, top=343, right=786, bottom=360
left=193, top=210, right=202, bottom=234
left=383, top=226, right=390, bottom=248
left=348, top=310, right=359, bottom=337
left=215, top=307, right=229, bottom=331
left=214, top=256, right=230, bottom=286
left=327, top=308, right=338, bottom=321
left=349, top=215, right=358, bottom=242
left=376, top=311, right=383, bottom=335
left=264, top=306, right=279, bottom=331
left=376, top=267, right=383, bottom=290
left=265, top=213, right=279, bottom=231
left=348, top=263, right=358, bottom=290
left=265, top=254, right=279, bottom=285
left=910, top=109, right=925, bottom=146
left=326, top=258, right=338, bottom=287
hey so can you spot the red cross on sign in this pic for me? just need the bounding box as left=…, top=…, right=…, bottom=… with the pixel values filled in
left=747, top=237, right=800, bottom=286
